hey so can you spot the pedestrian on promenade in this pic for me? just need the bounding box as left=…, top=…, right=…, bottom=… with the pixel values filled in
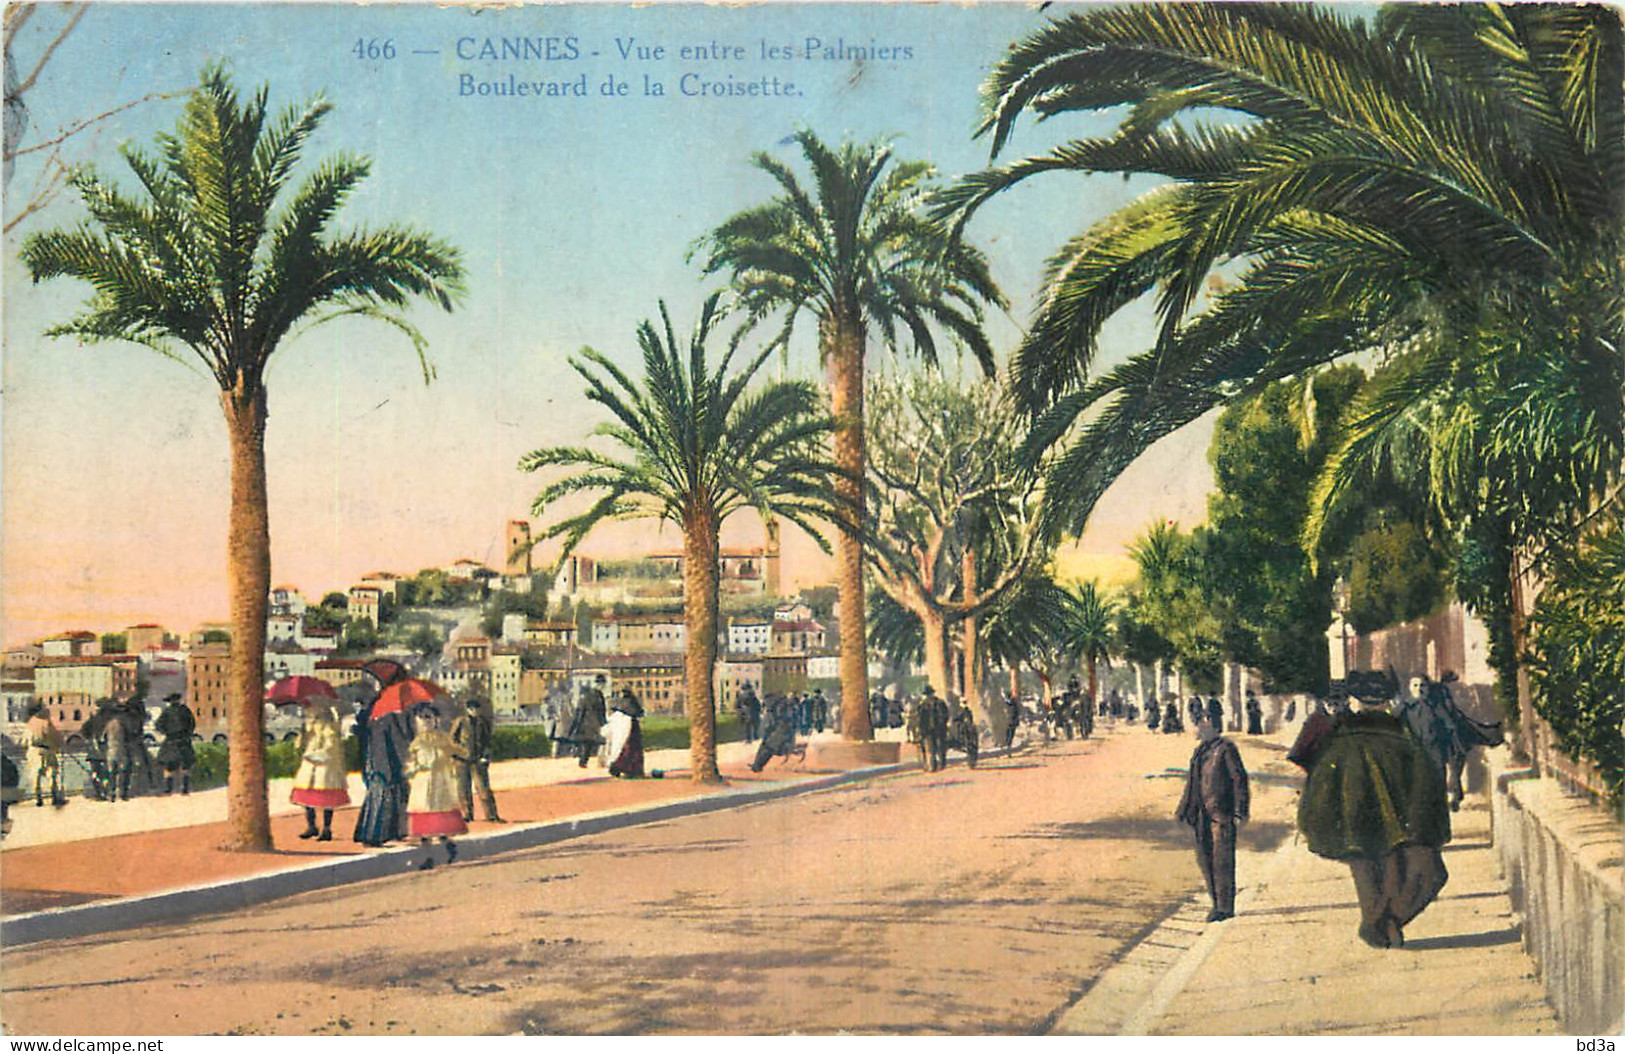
left=353, top=696, right=411, bottom=847
left=1003, top=689, right=1021, bottom=748
left=154, top=693, right=196, bottom=796
left=406, top=703, right=466, bottom=866
left=1245, top=691, right=1264, bottom=735
left=1397, top=675, right=1502, bottom=812
left=1187, top=696, right=1205, bottom=730
left=811, top=688, right=828, bottom=734
left=951, top=698, right=979, bottom=769
left=927, top=689, right=951, bottom=771
left=24, top=703, right=64, bottom=808
left=1, top=741, right=20, bottom=834
left=84, top=698, right=141, bottom=802
left=1147, top=697, right=1161, bottom=731
left=739, top=685, right=762, bottom=742
left=606, top=687, right=645, bottom=779
left=906, top=693, right=930, bottom=768
left=567, top=676, right=608, bottom=768
left=1289, top=693, right=1451, bottom=949
left=869, top=691, right=886, bottom=733
left=1161, top=698, right=1183, bottom=735
left=749, top=696, right=799, bottom=773
left=1177, top=717, right=1250, bottom=922
left=1205, top=695, right=1225, bottom=732
left=451, top=696, right=503, bottom=821
left=290, top=700, right=349, bottom=841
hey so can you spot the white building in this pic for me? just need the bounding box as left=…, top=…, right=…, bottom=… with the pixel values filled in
left=264, top=641, right=316, bottom=682
left=591, top=619, right=619, bottom=652
left=490, top=649, right=522, bottom=715
left=806, top=652, right=840, bottom=680
left=727, top=618, right=772, bottom=654
left=267, top=612, right=301, bottom=644
left=270, top=586, right=308, bottom=617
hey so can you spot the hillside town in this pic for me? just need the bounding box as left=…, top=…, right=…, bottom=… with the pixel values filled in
left=2, top=519, right=842, bottom=751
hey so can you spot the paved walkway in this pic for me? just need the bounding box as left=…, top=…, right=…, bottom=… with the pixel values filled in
left=0, top=737, right=845, bottom=915
left=1149, top=797, right=1560, bottom=1035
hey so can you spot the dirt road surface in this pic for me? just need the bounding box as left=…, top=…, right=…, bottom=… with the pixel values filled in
left=1, top=726, right=1301, bottom=1035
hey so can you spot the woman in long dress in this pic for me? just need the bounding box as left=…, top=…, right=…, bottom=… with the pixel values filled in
left=606, top=688, right=645, bottom=779
left=291, top=702, right=350, bottom=841
left=352, top=700, right=412, bottom=847
left=406, top=704, right=466, bottom=864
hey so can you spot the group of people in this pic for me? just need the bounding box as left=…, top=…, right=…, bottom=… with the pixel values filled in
left=736, top=685, right=831, bottom=743
left=283, top=691, right=504, bottom=863
left=1174, top=675, right=1495, bottom=948
left=1147, top=690, right=1265, bottom=737
left=554, top=675, right=648, bottom=779
left=905, top=685, right=981, bottom=771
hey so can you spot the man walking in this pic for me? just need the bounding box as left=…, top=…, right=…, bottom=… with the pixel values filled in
left=739, top=684, right=762, bottom=742
left=451, top=696, right=503, bottom=822
left=811, top=688, right=828, bottom=734
left=1176, top=717, right=1250, bottom=922
left=951, top=698, right=980, bottom=769
left=926, top=688, right=951, bottom=772
left=24, top=703, right=64, bottom=807
left=1003, top=689, right=1021, bottom=748
left=154, top=692, right=196, bottom=796
left=568, top=675, right=608, bottom=768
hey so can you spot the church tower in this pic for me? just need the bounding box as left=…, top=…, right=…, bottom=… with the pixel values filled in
left=506, top=519, right=532, bottom=577
left=764, top=516, right=782, bottom=597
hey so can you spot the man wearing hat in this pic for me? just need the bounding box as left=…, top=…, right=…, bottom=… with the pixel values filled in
left=568, top=675, right=608, bottom=768
left=1177, top=714, right=1251, bottom=922
left=451, top=696, right=503, bottom=823
left=919, top=685, right=950, bottom=772
left=154, top=692, right=197, bottom=795
left=24, top=702, right=64, bottom=807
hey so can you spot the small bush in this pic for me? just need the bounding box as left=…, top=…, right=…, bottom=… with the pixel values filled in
left=490, top=725, right=554, bottom=761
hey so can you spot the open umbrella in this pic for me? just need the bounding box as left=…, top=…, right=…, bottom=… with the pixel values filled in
left=360, top=658, right=409, bottom=687
left=265, top=676, right=338, bottom=706
left=373, top=678, right=442, bottom=716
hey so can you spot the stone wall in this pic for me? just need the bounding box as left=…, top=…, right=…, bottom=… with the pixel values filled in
left=1487, top=749, right=1624, bottom=1035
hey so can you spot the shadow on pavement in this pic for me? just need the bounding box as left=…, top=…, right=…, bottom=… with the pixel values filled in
left=1403, top=926, right=1522, bottom=952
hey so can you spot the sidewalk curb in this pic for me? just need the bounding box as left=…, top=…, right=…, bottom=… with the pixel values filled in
left=1049, top=824, right=1301, bottom=1035
left=2, top=752, right=966, bottom=949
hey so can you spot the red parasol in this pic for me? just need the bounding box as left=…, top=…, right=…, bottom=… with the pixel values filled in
left=360, top=658, right=409, bottom=687
left=265, top=676, right=338, bottom=706
left=372, top=678, right=443, bottom=716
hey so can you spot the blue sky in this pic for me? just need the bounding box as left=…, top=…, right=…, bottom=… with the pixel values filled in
left=2, top=2, right=1216, bottom=641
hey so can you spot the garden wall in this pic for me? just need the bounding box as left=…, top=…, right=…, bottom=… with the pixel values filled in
left=1487, top=749, right=1624, bottom=1035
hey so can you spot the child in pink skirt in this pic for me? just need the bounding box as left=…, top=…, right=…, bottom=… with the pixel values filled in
left=291, top=702, right=350, bottom=841
left=406, top=704, right=466, bottom=865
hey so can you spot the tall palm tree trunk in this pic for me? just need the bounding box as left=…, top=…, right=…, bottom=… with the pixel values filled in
left=828, top=312, right=872, bottom=739
left=221, top=381, right=272, bottom=851
left=683, top=512, right=723, bottom=783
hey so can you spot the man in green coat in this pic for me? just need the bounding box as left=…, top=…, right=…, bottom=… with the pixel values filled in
left=1290, top=695, right=1451, bottom=949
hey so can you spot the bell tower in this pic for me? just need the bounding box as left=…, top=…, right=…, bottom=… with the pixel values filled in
left=764, top=516, right=782, bottom=597
left=506, top=519, right=532, bottom=577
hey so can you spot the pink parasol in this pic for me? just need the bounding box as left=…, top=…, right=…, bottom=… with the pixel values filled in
left=265, top=676, right=338, bottom=706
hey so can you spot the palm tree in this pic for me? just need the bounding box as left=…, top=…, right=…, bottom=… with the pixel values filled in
left=982, top=574, right=1076, bottom=708
left=694, top=130, right=1005, bottom=741
left=21, top=66, right=465, bottom=849
left=941, top=3, right=1621, bottom=539
left=1064, top=580, right=1116, bottom=709
left=519, top=293, right=837, bottom=783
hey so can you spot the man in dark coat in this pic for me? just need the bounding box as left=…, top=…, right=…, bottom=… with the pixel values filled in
left=951, top=699, right=979, bottom=769
left=1245, top=690, right=1264, bottom=735
left=811, top=689, right=828, bottom=734
left=750, top=697, right=799, bottom=772
left=1177, top=717, right=1250, bottom=922
left=739, top=685, right=762, bottom=742
left=1205, top=695, right=1226, bottom=732
left=154, top=692, right=196, bottom=795
left=1003, top=689, right=1021, bottom=748
left=1290, top=697, right=1451, bottom=948
left=451, top=696, right=503, bottom=822
left=1147, top=697, right=1161, bottom=731
left=1161, top=699, right=1183, bottom=735
left=926, top=689, right=951, bottom=771
left=567, top=676, right=608, bottom=768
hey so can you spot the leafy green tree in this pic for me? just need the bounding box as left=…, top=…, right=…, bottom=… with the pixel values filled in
left=983, top=575, right=1077, bottom=703
left=100, top=633, right=127, bottom=654
left=863, top=372, right=1044, bottom=724
left=20, top=68, right=463, bottom=848
left=695, top=130, right=1004, bottom=740
left=521, top=294, right=838, bottom=783
left=1127, top=522, right=1224, bottom=691
left=340, top=617, right=378, bottom=655
left=1064, top=580, right=1115, bottom=707
left=1527, top=514, right=1625, bottom=801
left=405, top=624, right=441, bottom=661
left=201, top=629, right=231, bottom=645
left=302, top=601, right=345, bottom=635
left=1343, top=517, right=1450, bottom=634
left=320, top=592, right=348, bottom=610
